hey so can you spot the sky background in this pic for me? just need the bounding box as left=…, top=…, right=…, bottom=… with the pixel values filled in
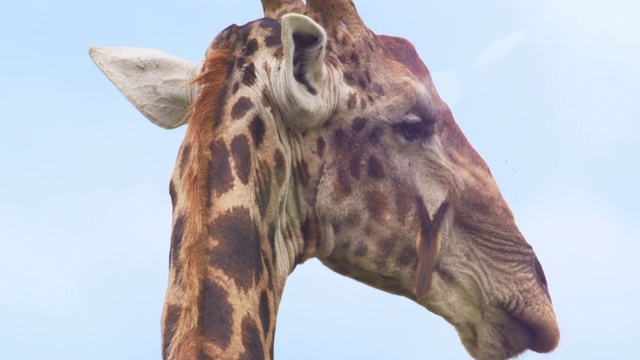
left=1, top=1, right=638, bottom=359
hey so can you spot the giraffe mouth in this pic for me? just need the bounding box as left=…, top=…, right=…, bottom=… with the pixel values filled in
left=413, top=198, right=450, bottom=300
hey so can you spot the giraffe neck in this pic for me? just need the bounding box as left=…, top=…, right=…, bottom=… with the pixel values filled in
left=160, top=31, right=326, bottom=359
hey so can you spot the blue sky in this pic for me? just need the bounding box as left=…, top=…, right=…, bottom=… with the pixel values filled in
left=1, top=1, right=638, bottom=359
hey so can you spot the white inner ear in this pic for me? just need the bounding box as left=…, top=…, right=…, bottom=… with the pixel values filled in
left=276, top=14, right=339, bottom=131
left=89, top=47, right=200, bottom=129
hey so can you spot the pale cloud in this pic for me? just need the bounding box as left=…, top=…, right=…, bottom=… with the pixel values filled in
left=551, top=0, right=640, bottom=40
left=475, top=28, right=529, bottom=68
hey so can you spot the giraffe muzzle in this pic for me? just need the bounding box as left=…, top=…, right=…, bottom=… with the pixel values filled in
left=413, top=198, right=450, bottom=300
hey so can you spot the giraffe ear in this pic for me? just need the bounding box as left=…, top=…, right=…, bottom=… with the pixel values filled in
left=89, top=47, right=200, bottom=129
left=275, top=14, right=337, bottom=131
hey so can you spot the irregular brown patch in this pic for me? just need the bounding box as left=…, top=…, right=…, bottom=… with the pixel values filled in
left=365, top=189, right=390, bottom=222
left=208, top=207, right=262, bottom=290
left=256, top=161, right=273, bottom=218
left=343, top=72, right=357, bottom=86
left=231, top=96, right=253, bottom=120
left=230, top=134, right=252, bottom=185
left=178, top=144, right=191, bottom=177
left=350, top=52, right=360, bottom=66
left=259, top=291, right=271, bottom=338
left=347, top=93, right=357, bottom=109
left=162, top=305, right=182, bottom=360
left=332, top=128, right=347, bottom=147
left=232, top=81, right=240, bottom=95
left=209, top=139, right=234, bottom=196
left=242, top=63, right=257, bottom=87
left=348, top=152, right=362, bottom=180
left=396, top=245, right=415, bottom=267
left=244, top=38, right=259, bottom=57
left=169, top=180, right=177, bottom=213
left=199, top=280, right=233, bottom=350
left=249, top=115, right=266, bottom=148
left=367, top=156, right=385, bottom=179
left=372, top=83, right=385, bottom=96
left=316, top=137, right=325, bottom=158
left=239, top=316, right=265, bottom=360
left=354, top=241, right=369, bottom=257
left=273, top=149, right=286, bottom=185
left=351, top=117, right=367, bottom=132
left=170, top=215, right=186, bottom=283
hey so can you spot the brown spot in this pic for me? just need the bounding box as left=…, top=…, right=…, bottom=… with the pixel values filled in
left=367, top=156, right=385, bottom=179
left=360, top=96, right=367, bottom=109
left=249, top=115, right=266, bottom=148
left=230, top=134, right=252, bottom=185
left=348, top=152, right=362, bottom=180
left=379, top=237, right=397, bottom=256
left=372, top=83, right=385, bottom=96
left=231, top=96, right=252, bottom=120
left=350, top=52, right=360, bottom=65
left=200, top=280, right=233, bottom=350
left=170, top=215, right=186, bottom=283
left=169, top=180, right=177, bottom=213
left=179, top=144, right=191, bottom=177
left=259, top=291, right=271, bottom=338
left=236, top=56, right=246, bottom=69
left=256, top=161, right=273, bottom=218
left=354, top=241, right=369, bottom=257
left=265, top=33, right=280, bottom=47
left=232, top=81, right=240, bottom=95
left=244, top=38, right=259, bottom=57
left=208, top=207, right=262, bottom=290
left=268, top=223, right=277, bottom=264
left=365, top=189, right=390, bottom=222
left=162, top=305, right=182, bottom=359
left=344, top=72, right=357, bottom=86
left=239, top=316, right=265, bottom=360
left=393, top=181, right=413, bottom=224
left=347, top=93, right=357, bottom=109
left=242, top=63, right=257, bottom=87
left=332, top=128, right=347, bottom=147
left=358, top=76, right=367, bottom=89
left=316, top=137, right=325, bottom=158
left=209, top=139, right=234, bottom=196
left=273, top=149, right=286, bottom=185
left=396, top=245, right=415, bottom=267
left=351, top=117, right=367, bottom=132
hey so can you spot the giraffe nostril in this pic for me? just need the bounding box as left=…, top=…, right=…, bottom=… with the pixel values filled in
left=533, top=256, right=550, bottom=298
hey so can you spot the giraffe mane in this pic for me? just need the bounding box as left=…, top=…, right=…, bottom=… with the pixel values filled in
left=168, top=42, right=233, bottom=358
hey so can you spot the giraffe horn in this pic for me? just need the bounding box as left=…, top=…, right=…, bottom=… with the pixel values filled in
left=305, top=0, right=366, bottom=32
left=413, top=199, right=450, bottom=300
left=261, top=0, right=304, bottom=18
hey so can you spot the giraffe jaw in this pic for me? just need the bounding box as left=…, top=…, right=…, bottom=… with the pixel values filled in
left=424, top=273, right=559, bottom=360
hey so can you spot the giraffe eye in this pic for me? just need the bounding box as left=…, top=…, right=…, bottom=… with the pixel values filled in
left=392, top=113, right=435, bottom=141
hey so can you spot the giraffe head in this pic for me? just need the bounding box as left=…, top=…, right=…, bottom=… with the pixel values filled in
left=90, top=1, right=559, bottom=359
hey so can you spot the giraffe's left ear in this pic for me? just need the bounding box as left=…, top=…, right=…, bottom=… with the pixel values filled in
left=275, top=14, right=338, bottom=131
left=89, top=47, right=200, bottom=129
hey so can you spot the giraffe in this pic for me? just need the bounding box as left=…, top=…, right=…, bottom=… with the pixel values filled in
left=89, top=1, right=560, bottom=359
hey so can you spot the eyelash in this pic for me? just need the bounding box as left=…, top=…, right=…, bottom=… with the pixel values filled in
left=392, top=116, right=435, bottom=141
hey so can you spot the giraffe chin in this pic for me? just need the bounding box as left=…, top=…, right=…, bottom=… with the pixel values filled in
left=453, top=306, right=559, bottom=360
left=422, top=272, right=559, bottom=360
